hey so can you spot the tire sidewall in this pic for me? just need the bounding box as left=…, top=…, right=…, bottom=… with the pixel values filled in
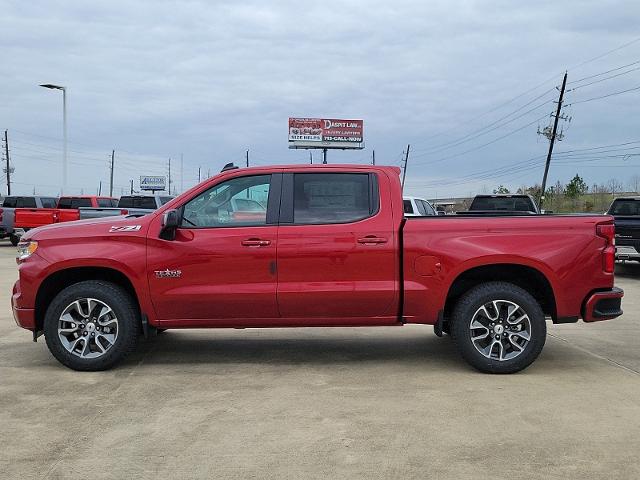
left=451, top=282, right=546, bottom=374
left=44, top=281, right=138, bottom=371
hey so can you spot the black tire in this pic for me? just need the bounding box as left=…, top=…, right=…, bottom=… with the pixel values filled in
left=10, top=234, right=20, bottom=246
left=450, top=281, right=546, bottom=374
left=44, top=281, right=140, bottom=371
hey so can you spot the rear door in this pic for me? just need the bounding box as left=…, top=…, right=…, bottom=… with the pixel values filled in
left=276, top=171, right=398, bottom=323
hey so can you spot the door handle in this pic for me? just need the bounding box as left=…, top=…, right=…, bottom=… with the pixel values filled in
left=357, top=236, right=388, bottom=245
left=241, top=238, right=271, bottom=247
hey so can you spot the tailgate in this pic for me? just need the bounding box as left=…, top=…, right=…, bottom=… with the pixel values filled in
left=14, top=208, right=57, bottom=228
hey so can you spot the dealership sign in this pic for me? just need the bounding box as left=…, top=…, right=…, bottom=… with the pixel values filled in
left=140, top=175, right=166, bottom=191
left=288, top=118, right=364, bottom=149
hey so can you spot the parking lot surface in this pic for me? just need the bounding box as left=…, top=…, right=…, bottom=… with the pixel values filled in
left=1, top=239, right=639, bottom=480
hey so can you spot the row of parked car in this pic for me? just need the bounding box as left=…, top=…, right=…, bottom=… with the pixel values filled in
left=0, top=194, right=173, bottom=245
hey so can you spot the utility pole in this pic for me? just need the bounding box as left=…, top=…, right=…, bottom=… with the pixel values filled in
left=168, top=157, right=171, bottom=194
left=372, top=149, right=375, bottom=165
left=539, top=72, right=568, bottom=211
left=198, top=166, right=201, bottom=183
left=180, top=153, right=184, bottom=193
left=130, top=179, right=134, bottom=194
left=309, top=151, right=313, bottom=164
left=401, top=144, right=411, bottom=190
left=98, top=181, right=102, bottom=195
left=109, top=149, right=115, bottom=197
left=322, top=148, right=328, bottom=164
left=246, top=150, right=249, bottom=168
left=4, top=130, right=11, bottom=195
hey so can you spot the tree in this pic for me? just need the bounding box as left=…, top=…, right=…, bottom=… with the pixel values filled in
left=607, top=178, right=624, bottom=197
left=493, top=185, right=510, bottom=194
left=565, top=174, right=588, bottom=199
left=628, top=174, right=640, bottom=194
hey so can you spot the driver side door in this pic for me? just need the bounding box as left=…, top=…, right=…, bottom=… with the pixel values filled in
left=147, top=173, right=281, bottom=322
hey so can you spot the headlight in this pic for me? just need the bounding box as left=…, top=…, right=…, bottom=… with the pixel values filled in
left=17, top=241, right=38, bottom=262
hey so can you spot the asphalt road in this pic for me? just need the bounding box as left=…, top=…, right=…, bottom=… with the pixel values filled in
left=1, top=239, right=639, bottom=479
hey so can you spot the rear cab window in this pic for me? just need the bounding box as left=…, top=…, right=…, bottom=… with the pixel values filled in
left=2, top=197, right=17, bottom=208
left=41, top=197, right=58, bottom=208
left=16, top=197, right=37, bottom=208
left=608, top=199, right=640, bottom=215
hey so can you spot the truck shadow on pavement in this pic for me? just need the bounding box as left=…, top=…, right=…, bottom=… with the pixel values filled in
left=130, top=331, right=470, bottom=371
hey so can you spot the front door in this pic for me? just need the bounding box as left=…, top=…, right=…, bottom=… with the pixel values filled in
left=147, top=173, right=280, bottom=321
left=276, top=171, right=398, bottom=323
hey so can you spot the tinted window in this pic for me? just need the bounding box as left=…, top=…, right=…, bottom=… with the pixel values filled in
left=17, top=197, right=37, bottom=208
left=2, top=196, right=17, bottom=208
left=471, top=196, right=535, bottom=212
left=118, top=197, right=134, bottom=208
left=420, top=200, right=436, bottom=216
left=609, top=200, right=640, bottom=215
left=41, top=197, right=57, bottom=208
left=415, top=200, right=427, bottom=215
left=98, top=198, right=114, bottom=207
left=182, top=175, right=270, bottom=228
left=293, top=173, right=372, bottom=224
left=57, top=198, right=72, bottom=209
left=160, top=196, right=173, bottom=205
left=70, top=198, right=92, bottom=208
left=403, top=200, right=414, bottom=214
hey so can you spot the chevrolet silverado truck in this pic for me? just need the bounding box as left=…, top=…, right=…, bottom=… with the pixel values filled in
left=78, top=194, right=174, bottom=219
left=1, top=196, right=58, bottom=245
left=13, top=195, right=117, bottom=233
left=607, top=196, right=640, bottom=261
left=12, top=165, right=623, bottom=373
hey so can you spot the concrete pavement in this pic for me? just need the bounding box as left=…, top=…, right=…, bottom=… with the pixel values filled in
left=1, top=239, right=638, bottom=479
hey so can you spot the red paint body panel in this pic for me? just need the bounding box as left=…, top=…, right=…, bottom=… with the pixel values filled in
left=14, top=196, right=114, bottom=229
left=13, top=165, right=622, bottom=334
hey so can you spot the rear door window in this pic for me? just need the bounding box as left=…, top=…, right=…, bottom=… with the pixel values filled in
left=291, top=173, right=375, bottom=224
left=17, top=197, right=37, bottom=208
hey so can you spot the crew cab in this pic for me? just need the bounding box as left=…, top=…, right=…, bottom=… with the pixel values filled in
left=463, top=194, right=540, bottom=215
left=13, top=196, right=117, bottom=233
left=607, top=197, right=640, bottom=261
left=12, top=165, right=623, bottom=373
left=1, top=196, right=58, bottom=245
left=78, top=194, right=174, bottom=219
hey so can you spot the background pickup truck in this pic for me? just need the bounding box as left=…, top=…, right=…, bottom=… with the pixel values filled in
left=12, top=165, right=623, bottom=374
left=13, top=195, right=118, bottom=234
left=460, top=194, right=540, bottom=215
left=1, top=196, right=58, bottom=245
left=78, top=195, right=174, bottom=219
left=607, top=196, right=640, bottom=261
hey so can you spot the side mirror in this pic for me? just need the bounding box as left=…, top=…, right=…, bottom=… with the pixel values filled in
left=160, top=209, right=180, bottom=240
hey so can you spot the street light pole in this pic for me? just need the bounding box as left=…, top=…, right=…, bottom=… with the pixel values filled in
left=40, top=84, right=68, bottom=194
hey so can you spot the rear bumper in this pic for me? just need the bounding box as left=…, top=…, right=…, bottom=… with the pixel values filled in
left=582, top=287, right=624, bottom=322
left=616, top=245, right=640, bottom=260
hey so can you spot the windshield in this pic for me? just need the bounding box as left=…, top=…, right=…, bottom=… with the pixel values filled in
left=608, top=199, right=640, bottom=216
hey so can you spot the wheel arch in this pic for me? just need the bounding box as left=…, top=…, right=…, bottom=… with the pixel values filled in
left=443, top=263, right=557, bottom=324
left=34, top=266, right=140, bottom=332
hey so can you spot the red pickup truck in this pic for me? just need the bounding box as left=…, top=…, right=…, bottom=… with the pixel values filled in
left=14, top=196, right=118, bottom=231
left=11, top=165, right=623, bottom=373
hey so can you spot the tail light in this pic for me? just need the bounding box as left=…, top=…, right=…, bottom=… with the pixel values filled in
left=120, top=209, right=129, bottom=215
left=0, top=208, right=3, bottom=222
left=596, top=223, right=615, bottom=273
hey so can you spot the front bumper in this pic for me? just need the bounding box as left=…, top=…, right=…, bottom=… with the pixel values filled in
left=12, top=280, right=36, bottom=330
left=582, top=287, right=624, bottom=322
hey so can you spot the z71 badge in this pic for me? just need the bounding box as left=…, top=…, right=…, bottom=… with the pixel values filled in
left=109, top=225, right=142, bottom=233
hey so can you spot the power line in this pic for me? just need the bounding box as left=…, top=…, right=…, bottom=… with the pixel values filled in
left=568, top=84, right=640, bottom=105
left=568, top=65, right=640, bottom=91
left=569, top=36, right=640, bottom=70
left=569, top=59, right=640, bottom=84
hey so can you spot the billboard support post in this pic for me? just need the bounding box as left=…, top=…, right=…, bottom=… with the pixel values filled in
left=322, top=148, right=327, bottom=164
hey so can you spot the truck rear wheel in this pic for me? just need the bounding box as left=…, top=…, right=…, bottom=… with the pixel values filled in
left=44, top=281, right=140, bottom=371
left=10, top=234, right=20, bottom=246
left=450, top=282, right=546, bottom=374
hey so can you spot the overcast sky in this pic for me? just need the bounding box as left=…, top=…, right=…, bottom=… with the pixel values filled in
left=1, top=0, right=639, bottom=198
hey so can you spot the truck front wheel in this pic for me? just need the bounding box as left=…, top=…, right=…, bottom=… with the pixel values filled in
left=44, top=281, right=140, bottom=371
left=450, top=282, right=546, bottom=374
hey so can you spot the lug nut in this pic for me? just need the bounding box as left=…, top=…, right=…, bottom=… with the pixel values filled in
left=83, top=332, right=87, bottom=336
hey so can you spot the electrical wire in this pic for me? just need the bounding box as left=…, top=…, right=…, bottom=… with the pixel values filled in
left=568, top=84, right=640, bottom=105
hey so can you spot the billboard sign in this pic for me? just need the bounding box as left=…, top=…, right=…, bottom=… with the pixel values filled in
left=140, top=175, right=166, bottom=191
left=288, top=118, right=364, bottom=149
